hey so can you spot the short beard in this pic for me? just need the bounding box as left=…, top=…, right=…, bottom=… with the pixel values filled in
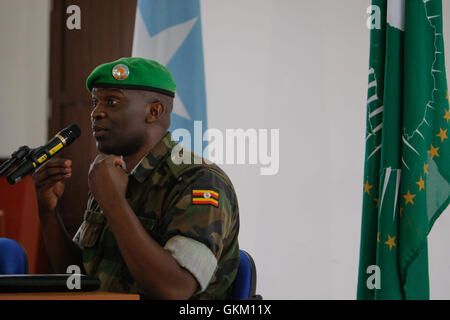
left=97, top=135, right=146, bottom=156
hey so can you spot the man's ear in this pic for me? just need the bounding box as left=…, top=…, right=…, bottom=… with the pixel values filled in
left=145, top=101, right=165, bottom=123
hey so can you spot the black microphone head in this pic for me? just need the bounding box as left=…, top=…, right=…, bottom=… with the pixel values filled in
left=59, top=124, right=81, bottom=146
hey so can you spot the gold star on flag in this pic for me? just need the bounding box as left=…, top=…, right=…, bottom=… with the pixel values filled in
left=444, top=108, right=450, bottom=123
left=436, top=128, right=448, bottom=143
left=374, top=198, right=379, bottom=208
left=424, top=163, right=429, bottom=175
left=377, top=232, right=380, bottom=243
left=428, top=145, right=440, bottom=159
left=385, top=234, right=396, bottom=251
left=364, top=180, right=372, bottom=194
left=416, top=176, right=425, bottom=191
left=404, top=190, right=416, bottom=205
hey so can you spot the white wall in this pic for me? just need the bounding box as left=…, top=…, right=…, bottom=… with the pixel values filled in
left=201, top=0, right=450, bottom=299
left=0, top=0, right=449, bottom=300
left=0, top=0, right=50, bottom=158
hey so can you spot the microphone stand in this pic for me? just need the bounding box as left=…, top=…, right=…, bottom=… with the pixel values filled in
left=0, top=146, right=32, bottom=177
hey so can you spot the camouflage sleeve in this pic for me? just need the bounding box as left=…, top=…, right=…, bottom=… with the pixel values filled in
left=72, top=193, right=93, bottom=247
left=161, top=168, right=237, bottom=292
left=72, top=192, right=101, bottom=249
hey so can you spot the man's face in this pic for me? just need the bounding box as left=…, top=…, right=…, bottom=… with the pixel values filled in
left=91, top=88, right=148, bottom=156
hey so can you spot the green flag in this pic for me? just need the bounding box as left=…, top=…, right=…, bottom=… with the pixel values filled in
left=358, top=0, right=450, bottom=300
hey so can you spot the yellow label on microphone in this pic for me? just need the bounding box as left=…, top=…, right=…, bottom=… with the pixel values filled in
left=37, top=154, right=48, bottom=164
left=36, top=143, right=64, bottom=164
left=49, top=142, right=64, bottom=155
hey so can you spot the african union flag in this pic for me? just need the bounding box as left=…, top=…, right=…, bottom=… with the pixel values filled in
left=358, top=0, right=450, bottom=300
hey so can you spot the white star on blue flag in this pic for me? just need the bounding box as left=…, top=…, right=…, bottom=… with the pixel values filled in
left=132, top=0, right=208, bottom=150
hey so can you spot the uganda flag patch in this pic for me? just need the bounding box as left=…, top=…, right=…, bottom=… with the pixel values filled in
left=192, top=189, right=219, bottom=208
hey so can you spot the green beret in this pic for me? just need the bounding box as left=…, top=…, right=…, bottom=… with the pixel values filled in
left=86, top=57, right=176, bottom=97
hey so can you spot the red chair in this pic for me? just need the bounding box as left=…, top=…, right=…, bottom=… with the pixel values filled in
left=0, top=176, right=49, bottom=273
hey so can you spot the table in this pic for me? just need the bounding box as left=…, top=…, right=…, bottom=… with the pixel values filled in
left=0, top=291, right=140, bottom=300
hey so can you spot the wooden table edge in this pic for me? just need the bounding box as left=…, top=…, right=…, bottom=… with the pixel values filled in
left=0, top=291, right=140, bottom=300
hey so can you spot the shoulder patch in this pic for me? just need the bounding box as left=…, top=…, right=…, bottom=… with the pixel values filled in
left=192, top=189, right=219, bottom=207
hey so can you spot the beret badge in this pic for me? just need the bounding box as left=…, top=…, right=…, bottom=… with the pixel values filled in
left=112, top=64, right=129, bottom=80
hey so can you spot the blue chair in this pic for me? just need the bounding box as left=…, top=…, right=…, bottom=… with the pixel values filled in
left=232, top=250, right=262, bottom=300
left=0, top=238, right=28, bottom=274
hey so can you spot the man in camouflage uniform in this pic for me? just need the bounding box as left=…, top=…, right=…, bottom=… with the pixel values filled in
left=33, top=57, right=240, bottom=299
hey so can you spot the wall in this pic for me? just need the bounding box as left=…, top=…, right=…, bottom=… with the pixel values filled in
left=0, top=0, right=449, bottom=299
left=200, top=0, right=450, bottom=299
left=0, top=0, right=50, bottom=158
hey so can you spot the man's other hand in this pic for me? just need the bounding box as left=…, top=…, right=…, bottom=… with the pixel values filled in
left=33, top=158, right=72, bottom=213
left=88, top=153, right=128, bottom=211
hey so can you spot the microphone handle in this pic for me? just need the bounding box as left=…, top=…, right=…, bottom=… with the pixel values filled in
left=30, top=138, right=63, bottom=166
left=6, top=161, right=35, bottom=185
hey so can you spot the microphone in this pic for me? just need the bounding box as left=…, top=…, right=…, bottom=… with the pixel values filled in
left=6, top=124, right=81, bottom=185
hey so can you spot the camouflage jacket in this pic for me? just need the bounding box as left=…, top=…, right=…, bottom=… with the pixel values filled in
left=73, top=132, right=240, bottom=299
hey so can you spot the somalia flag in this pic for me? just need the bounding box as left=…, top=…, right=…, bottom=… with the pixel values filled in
left=132, top=0, right=207, bottom=153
